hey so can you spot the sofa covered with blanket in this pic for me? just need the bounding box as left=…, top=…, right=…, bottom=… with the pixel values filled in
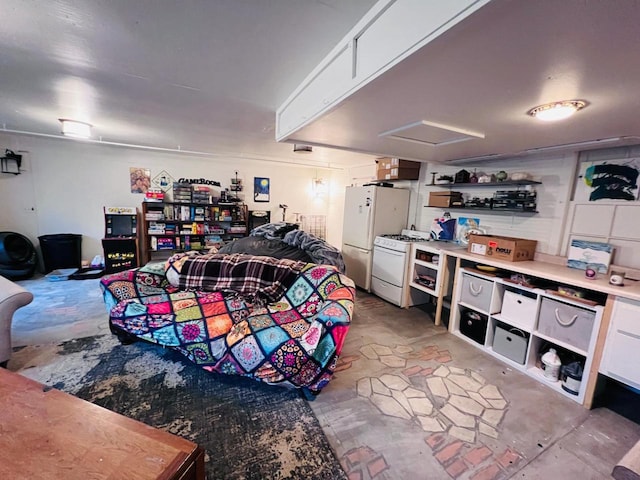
left=100, top=252, right=355, bottom=394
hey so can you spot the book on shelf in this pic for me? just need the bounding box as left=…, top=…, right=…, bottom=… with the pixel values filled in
left=155, top=237, right=176, bottom=250
left=163, top=205, right=175, bottom=220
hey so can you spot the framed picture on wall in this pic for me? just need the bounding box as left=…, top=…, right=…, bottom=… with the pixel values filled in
left=254, top=177, right=270, bottom=202
left=130, top=167, right=151, bottom=194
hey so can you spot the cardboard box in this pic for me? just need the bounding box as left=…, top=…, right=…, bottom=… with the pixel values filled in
left=467, top=234, right=537, bottom=262
left=376, top=166, right=420, bottom=181
left=376, top=157, right=421, bottom=170
left=428, top=191, right=463, bottom=208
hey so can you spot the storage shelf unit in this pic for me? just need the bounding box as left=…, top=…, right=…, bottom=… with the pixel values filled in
left=406, top=243, right=455, bottom=325
left=408, top=244, right=442, bottom=297
left=450, top=265, right=603, bottom=404
left=429, top=180, right=541, bottom=188
left=140, top=201, right=248, bottom=264
left=435, top=207, right=539, bottom=214
left=426, top=179, right=541, bottom=215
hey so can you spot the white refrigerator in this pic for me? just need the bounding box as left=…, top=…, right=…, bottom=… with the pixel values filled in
left=341, top=186, right=410, bottom=290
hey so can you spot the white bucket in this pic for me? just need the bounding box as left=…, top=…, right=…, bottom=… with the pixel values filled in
left=541, top=348, right=562, bottom=382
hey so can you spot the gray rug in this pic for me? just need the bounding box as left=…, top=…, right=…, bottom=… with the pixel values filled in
left=11, top=335, right=347, bottom=480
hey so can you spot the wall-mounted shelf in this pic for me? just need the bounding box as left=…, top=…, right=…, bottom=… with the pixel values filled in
left=425, top=206, right=538, bottom=215
left=426, top=179, right=541, bottom=214
left=428, top=180, right=541, bottom=188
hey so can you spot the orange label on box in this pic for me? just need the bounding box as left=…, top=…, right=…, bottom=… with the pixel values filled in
left=488, top=241, right=498, bottom=248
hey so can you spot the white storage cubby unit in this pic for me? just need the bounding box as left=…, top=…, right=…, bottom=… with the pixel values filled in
left=450, top=266, right=604, bottom=404
left=406, top=243, right=454, bottom=325
left=408, top=243, right=443, bottom=297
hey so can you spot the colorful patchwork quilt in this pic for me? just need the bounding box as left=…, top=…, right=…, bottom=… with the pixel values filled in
left=100, top=260, right=355, bottom=394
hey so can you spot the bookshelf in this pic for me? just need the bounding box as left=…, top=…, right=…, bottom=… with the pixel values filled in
left=140, top=200, right=248, bottom=264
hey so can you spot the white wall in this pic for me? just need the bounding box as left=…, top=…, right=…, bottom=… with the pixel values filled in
left=561, top=145, right=640, bottom=269
left=419, top=153, right=578, bottom=255
left=340, top=153, right=579, bottom=252
left=0, top=133, right=349, bottom=265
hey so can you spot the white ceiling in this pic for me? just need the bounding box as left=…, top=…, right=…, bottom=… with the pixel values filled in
left=285, top=0, right=640, bottom=164
left=4, top=0, right=640, bottom=171
left=0, top=0, right=378, bottom=169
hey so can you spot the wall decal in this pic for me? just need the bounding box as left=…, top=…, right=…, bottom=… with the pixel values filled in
left=151, top=170, right=175, bottom=192
left=584, top=162, right=639, bottom=201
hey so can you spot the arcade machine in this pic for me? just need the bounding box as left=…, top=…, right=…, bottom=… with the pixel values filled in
left=102, top=206, right=139, bottom=273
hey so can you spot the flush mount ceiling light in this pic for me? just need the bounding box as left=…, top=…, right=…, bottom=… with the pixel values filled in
left=527, top=100, right=587, bottom=122
left=293, top=144, right=313, bottom=154
left=59, top=119, right=92, bottom=139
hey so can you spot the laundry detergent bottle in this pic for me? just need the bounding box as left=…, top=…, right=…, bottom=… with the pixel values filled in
left=541, top=348, right=562, bottom=382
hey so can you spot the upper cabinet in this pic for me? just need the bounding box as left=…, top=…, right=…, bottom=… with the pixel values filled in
left=276, top=0, right=490, bottom=142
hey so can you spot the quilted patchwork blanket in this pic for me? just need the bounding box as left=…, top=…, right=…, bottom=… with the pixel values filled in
left=100, top=260, right=355, bottom=394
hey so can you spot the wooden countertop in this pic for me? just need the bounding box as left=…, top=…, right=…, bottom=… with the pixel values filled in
left=437, top=244, right=640, bottom=302
left=0, top=369, right=204, bottom=480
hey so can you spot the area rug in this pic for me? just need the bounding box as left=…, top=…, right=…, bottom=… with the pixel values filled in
left=11, top=334, right=347, bottom=480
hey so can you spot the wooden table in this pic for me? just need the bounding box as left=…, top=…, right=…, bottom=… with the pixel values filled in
left=0, top=369, right=205, bottom=479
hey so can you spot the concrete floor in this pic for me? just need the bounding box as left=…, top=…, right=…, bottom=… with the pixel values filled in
left=9, top=275, right=640, bottom=479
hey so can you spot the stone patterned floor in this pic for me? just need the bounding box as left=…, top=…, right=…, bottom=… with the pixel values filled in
left=310, top=291, right=640, bottom=480
left=10, top=277, right=640, bottom=479
left=347, top=341, right=517, bottom=479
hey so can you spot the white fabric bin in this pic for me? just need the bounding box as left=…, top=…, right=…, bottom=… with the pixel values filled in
left=493, top=325, right=529, bottom=365
left=501, top=290, right=538, bottom=330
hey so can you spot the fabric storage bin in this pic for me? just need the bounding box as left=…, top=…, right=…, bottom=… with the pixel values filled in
left=493, top=324, right=529, bottom=364
left=538, top=297, right=596, bottom=352
left=501, top=290, right=538, bottom=330
left=460, top=273, right=494, bottom=312
left=459, top=307, right=488, bottom=345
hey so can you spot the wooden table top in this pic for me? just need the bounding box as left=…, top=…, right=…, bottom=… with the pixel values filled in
left=0, top=369, right=204, bottom=480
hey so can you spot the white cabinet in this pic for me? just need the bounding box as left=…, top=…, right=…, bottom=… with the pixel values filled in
left=600, top=297, right=640, bottom=390
left=276, top=42, right=354, bottom=138
left=408, top=243, right=443, bottom=297
left=355, top=0, right=478, bottom=81
left=276, top=0, right=490, bottom=141
left=406, top=243, right=452, bottom=324
left=450, top=267, right=603, bottom=405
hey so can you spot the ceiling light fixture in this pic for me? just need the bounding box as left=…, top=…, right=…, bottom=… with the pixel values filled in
left=293, top=144, right=313, bottom=154
left=527, top=100, right=587, bottom=122
left=59, top=119, right=92, bottom=139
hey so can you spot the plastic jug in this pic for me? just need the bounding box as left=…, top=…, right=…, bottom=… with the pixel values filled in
left=561, top=361, right=584, bottom=395
left=541, top=348, right=562, bottom=382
